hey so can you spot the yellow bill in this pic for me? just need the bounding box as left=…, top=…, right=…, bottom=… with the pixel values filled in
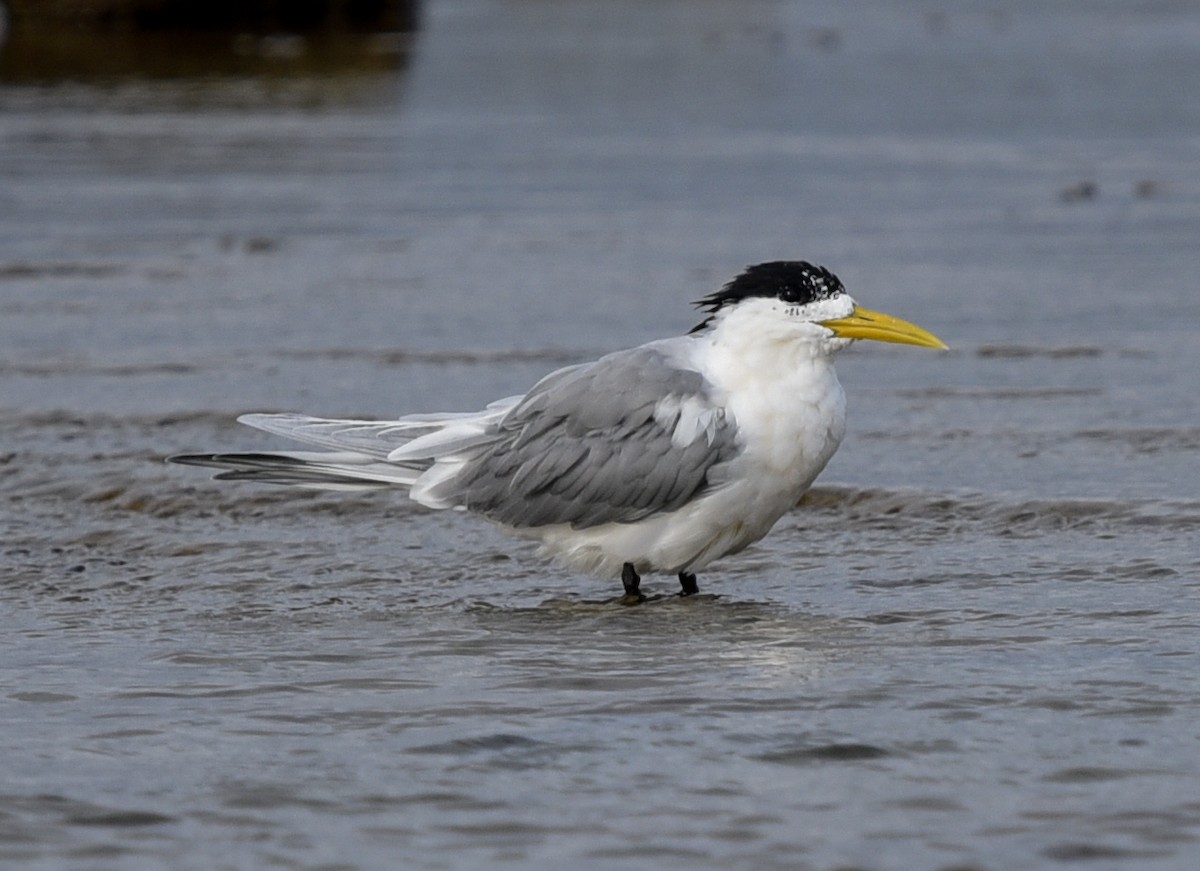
left=820, top=305, right=948, bottom=350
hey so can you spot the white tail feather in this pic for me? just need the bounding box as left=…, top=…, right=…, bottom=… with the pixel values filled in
left=175, top=401, right=522, bottom=500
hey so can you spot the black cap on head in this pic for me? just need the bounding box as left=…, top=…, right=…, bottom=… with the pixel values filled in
left=691, top=261, right=845, bottom=331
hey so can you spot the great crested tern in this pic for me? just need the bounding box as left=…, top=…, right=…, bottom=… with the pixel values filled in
left=172, top=261, right=946, bottom=600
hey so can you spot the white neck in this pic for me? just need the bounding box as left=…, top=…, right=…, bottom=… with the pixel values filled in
left=698, top=296, right=851, bottom=379
left=689, top=296, right=850, bottom=486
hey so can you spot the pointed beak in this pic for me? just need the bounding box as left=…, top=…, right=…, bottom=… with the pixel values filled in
left=820, top=305, right=948, bottom=350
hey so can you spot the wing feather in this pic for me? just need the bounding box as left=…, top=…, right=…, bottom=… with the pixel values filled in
left=175, top=343, right=739, bottom=529
left=442, top=344, right=740, bottom=529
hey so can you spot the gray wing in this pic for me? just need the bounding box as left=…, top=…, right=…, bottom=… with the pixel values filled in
left=443, top=344, right=740, bottom=529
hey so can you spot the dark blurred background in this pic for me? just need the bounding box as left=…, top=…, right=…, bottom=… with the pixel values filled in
left=0, top=0, right=418, bottom=81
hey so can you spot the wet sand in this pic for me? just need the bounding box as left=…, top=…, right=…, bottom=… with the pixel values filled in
left=2, top=1, right=1200, bottom=868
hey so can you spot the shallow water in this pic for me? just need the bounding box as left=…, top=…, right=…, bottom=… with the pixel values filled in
left=3, top=1, right=1200, bottom=868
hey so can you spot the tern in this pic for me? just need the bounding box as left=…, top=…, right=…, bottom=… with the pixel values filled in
left=171, top=261, right=946, bottom=601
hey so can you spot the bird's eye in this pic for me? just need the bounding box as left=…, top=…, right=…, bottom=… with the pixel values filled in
left=779, top=286, right=802, bottom=304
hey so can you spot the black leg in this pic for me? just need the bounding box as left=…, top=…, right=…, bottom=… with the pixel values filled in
left=678, top=571, right=699, bottom=597
left=620, top=562, right=645, bottom=603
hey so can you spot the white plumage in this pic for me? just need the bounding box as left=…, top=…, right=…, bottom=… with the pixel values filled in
left=172, top=261, right=945, bottom=598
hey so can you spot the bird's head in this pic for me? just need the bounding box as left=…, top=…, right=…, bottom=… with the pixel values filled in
left=692, top=261, right=947, bottom=352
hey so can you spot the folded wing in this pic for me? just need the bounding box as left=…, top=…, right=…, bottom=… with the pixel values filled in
left=170, top=343, right=741, bottom=529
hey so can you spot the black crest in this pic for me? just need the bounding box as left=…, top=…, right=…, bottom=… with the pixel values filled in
left=691, top=261, right=845, bottom=332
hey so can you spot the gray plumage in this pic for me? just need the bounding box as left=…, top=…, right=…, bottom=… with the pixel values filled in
left=422, top=346, right=740, bottom=529
left=172, top=345, right=741, bottom=532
